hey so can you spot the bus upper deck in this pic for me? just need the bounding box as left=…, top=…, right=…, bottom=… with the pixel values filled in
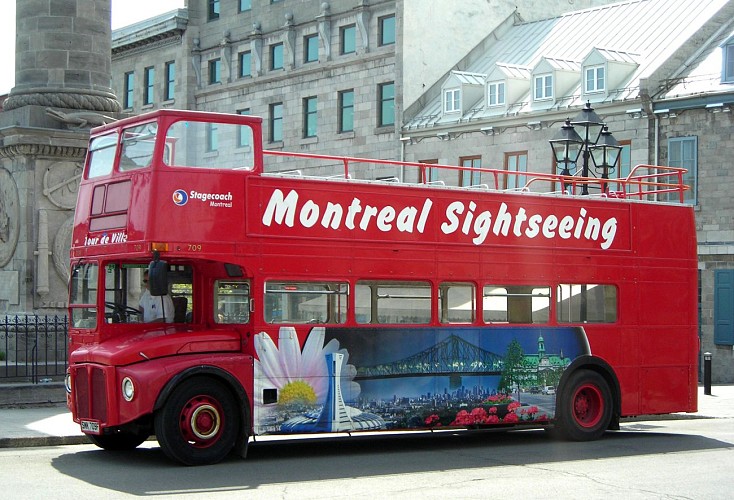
left=72, top=109, right=690, bottom=260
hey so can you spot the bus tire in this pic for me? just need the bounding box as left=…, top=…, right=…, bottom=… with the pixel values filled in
left=88, top=430, right=149, bottom=451
left=555, top=369, right=612, bottom=441
left=155, top=377, right=240, bottom=466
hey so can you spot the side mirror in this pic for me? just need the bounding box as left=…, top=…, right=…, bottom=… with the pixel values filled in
left=148, top=256, right=168, bottom=296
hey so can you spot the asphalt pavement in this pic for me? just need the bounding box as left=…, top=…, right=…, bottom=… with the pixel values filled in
left=0, top=385, right=733, bottom=449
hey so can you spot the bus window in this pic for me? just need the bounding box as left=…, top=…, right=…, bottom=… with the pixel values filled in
left=439, top=282, right=475, bottom=324
left=164, top=120, right=255, bottom=170
left=69, top=263, right=99, bottom=328
left=119, top=123, right=157, bottom=171
left=215, top=281, right=251, bottom=324
left=483, top=285, right=550, bottom=324
left=356, top=281, right=432, bottom=324
left=87, top=133, right=118, bottom=178
left=264, top=281, right=348, bottom=324
left=557, top=284, right=617, bottom=323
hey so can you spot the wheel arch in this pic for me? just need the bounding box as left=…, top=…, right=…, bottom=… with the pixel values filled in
left=154, top=365, right=251, bottom=458
left=556, top=355, right=621, bottom=429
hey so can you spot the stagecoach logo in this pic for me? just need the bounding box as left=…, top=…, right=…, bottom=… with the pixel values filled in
left=172, top=189, right=188, bottom=206
left=261, top=188, right=620, bottom=250
left=172, top=189, right=233, bottom=208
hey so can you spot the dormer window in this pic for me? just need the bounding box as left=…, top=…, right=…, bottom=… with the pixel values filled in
left=444, top=88, right=461, bottom=113
left=488, top=81, right=505, bottom=106
left=585, top=65, right=605, bottom=93
left=723, top=40, right=734, bottom=83
left=534, top=74, right=553, bottom=100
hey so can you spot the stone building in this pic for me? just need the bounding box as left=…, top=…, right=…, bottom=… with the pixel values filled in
left=401, top=0, right=734, bottom=382
left=109, top=0, right=619, bottom=164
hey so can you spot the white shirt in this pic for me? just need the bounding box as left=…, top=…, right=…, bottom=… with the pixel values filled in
left=139, top=289, right=175, bottom=323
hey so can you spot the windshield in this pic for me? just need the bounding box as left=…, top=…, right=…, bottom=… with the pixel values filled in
left=70, top=261, right=194, bottom=327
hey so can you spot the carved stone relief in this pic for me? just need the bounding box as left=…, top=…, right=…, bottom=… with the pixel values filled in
left=53, top=215, right=74, bottom=283
left=43, top=161, right=83, bottom=210
left=0, top=167, right=20, bottom=267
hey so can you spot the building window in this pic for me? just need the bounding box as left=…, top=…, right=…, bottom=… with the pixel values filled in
left=143, top=66, right=155, bottom=105
left=338, top=89, right=354, bottom=133
left=123, top=71, right=134, bottom=109
left=585, top=65, right=605, bottom=93
left=723, top=42, right=734, bottom=83
left=340, top=25, right=356, bottom=55
left=379, top=15, right=395, bottom=46
left=534, top=74, right=553, bottom=100
left=378, top=82, right=395, bottom=127
left=239, top=0, right=251, bottom=11
left=209, top=59, right=221, bottom=84
left=238, top=51, right=251, bottom=78
left=303, top=96, right=318, bottom=138
left=270, top=102, right=283, bottom=142
left=237, top=109, right=252, bottom=148
left=271, top=43, right=284, bottom=70
left=444, top=88, right=461, bottom=113
left=460, top=156, right=482, bottom=187
left=488, top=82, right=505, bottom=106
left=304, top=34, right=319, bottom=63
left=164, top=61, right=175, bottom=101
left=208, top=0, right=220, bottom=21
left=206, top=122, right=218, bottom=152
left=504, top=151, right=528, bottom=189
left=667, top=136, right=698, bottom=204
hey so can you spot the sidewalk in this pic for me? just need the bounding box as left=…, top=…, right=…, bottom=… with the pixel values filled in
left=0, top=385, right=733, bottom=449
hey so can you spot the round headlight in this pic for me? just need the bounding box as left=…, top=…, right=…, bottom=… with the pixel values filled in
left=64, top=371, right=72, bottom=394
left=122, top=377, right=135, bottom=402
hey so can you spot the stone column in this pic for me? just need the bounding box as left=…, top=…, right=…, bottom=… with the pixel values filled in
left=0, top=0, right=120, bottom=317
left=4, top=0, right=120, bottom=113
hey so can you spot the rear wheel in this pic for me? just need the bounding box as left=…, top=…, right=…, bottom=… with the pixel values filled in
left=155, top=377, right=240, bottom=466
left=88, top=429, right=149, bottom=451
left=555, top=369, right=612, bottom=441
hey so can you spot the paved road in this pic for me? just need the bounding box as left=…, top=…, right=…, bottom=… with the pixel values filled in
left=1, top=417, right=733, bottom=499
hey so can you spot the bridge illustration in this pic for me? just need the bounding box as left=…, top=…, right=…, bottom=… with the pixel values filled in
left=355, top=334, right=505, bottom=380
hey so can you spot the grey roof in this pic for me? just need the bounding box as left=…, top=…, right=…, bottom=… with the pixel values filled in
left=662, top=27, right=734, bottom=102
left=405, top=0, right=731, bottom=130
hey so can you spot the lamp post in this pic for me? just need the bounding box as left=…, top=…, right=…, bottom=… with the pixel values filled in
left=590, top=125, right=622, bottom=193
left=548, top=101, right=621, bottom=195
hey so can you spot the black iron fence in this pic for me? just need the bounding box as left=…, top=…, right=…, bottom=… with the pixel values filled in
left=0, top=315, right=68, bottom=383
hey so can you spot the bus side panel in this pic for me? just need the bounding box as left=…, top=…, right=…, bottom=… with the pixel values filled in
left=252, top=325, right=590, bottom=435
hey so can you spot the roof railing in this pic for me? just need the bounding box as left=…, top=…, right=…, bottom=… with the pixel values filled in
left=262, top=150, right=689, bottom=204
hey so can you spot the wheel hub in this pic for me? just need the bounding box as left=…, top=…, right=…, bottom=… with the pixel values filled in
left=180, top=396, right=224, bottom=447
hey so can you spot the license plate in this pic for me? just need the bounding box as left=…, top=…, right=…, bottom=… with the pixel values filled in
left=80, top=420, right=100, bottom=434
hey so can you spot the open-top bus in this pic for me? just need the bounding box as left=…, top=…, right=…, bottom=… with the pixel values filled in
left=67, top=109, right=698, bottom=465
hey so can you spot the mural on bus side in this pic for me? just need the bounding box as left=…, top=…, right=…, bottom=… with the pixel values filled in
left=252, top=326, right=590, bottom=435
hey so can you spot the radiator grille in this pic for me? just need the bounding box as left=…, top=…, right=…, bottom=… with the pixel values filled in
left=73, top=365, right=108, bottom=421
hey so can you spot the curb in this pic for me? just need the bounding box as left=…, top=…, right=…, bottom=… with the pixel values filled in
left=0, top=435, right=91, bottom=448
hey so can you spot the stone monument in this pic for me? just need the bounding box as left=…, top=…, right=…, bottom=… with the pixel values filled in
left=0, top=0, right=121, bottom=316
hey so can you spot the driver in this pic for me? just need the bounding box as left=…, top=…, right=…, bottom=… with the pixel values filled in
left=139, top=270, right=175, bottom=323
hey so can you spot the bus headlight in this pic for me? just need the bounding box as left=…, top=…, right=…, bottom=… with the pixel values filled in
left=122, top=377, right=135, bottom=402
left=64, top=371, right=72, bottom=394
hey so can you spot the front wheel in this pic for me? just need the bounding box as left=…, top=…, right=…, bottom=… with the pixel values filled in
left=155, top=377, right=240, bottom=466
left=554, top=369, right=613, bottom=441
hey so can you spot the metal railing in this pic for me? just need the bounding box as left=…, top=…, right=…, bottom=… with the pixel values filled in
left=0, top=315, right=68, bottom=383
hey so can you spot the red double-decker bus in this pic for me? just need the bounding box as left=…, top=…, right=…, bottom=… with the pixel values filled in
left=67, top=109, right=698, bottom=465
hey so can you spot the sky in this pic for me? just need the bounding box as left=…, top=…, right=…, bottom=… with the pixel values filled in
left=0, top=0, right=186, bottom=95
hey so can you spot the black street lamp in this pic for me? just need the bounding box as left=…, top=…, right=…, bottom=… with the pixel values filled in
left=590, top=125, right=622, bottom=192
left=548, top=101, right=621, bottom=195
left=549, top=119, right=583, bottom=193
